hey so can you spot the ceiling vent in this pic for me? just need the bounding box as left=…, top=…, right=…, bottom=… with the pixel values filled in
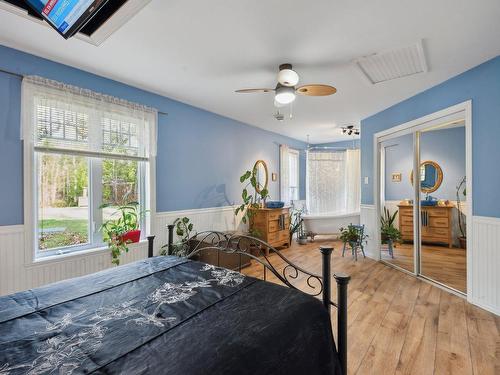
left=0, top=0, right=151, bottom=46
left=353, top=41, right=428, bottom=84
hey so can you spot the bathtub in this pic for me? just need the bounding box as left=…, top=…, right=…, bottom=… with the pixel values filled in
left=302, top=211, right=360, bottom=235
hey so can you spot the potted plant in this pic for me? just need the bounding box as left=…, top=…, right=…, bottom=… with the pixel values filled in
left=100, top=202, right=146, bottom=265
left=380, top=207, right=402, bottom=245
left=339, top=224, right=369, bottom=252
left=456, top=176, right=467, bottom=249
left=289, top=206, right=304, bottom=243
left=234, top=167, right=270, bottom=227
left=297, top=219, right=308, bottom=245
left=160, top=217, right=195, bottom=256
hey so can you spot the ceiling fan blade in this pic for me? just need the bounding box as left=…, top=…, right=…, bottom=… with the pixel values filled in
left=296, top=84, right=337, bottom=96
left=235, top=88, right=275, bottom=93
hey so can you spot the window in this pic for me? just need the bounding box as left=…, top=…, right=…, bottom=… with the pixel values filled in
left=280, top=145, right=300, bottom=205
left=22, top=76, right=156, bottom=259
left=306, top=149, right=360, bottom=214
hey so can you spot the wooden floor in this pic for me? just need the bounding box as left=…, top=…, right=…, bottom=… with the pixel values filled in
left=381, top=243, right=467, bottom=293
left=241, top=237, right=499, bottom=375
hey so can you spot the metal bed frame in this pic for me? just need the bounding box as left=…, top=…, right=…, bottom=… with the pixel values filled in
left=147, top=226, right=350, bottom=375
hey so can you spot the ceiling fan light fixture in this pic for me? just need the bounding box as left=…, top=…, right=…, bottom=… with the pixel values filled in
left=275, top=86, right=296, bottom=105
left=278, top=68, right=299, bottom=87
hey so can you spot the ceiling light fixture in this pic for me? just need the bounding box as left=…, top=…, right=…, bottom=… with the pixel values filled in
left=275, top=86, right=296, bottom=105
left=341, top=125, right=360, bottom=136
left=278, top=64, right=299, bottom=87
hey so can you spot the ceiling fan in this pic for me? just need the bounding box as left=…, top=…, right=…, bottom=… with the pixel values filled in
left=235, top=63, right=337, bottom=106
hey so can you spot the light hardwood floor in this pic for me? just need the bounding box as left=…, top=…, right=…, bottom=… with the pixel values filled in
left=241, top=237, right=499, bottom=375
left=381, top=243, right=467, bottom=293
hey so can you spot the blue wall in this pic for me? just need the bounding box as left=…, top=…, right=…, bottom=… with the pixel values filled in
left=383, top=127, right=465, bottom=201
left=361, top=55, right=500, bottom=217
left=0, top=45, right=306, bottom=226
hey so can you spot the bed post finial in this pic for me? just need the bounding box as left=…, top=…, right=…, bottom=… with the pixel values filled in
left=167, top=225, right=175, bottom=255
left=319, top=246, right=333, bottom=315
left=147, top=235, right=155, bottom=258
left=334, top=273, right=350, bottom=375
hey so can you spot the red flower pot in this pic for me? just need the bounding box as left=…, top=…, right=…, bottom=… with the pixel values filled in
left=121, top=229, right=141, bottom=244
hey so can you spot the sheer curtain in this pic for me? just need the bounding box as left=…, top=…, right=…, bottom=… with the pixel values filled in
left=307, top=149, right=360, bottom=214
left=280, top=144, right=291, bottom=204
left=345, top=149, right=361, bottom=212
left=307, top=151, right=346, bottom=214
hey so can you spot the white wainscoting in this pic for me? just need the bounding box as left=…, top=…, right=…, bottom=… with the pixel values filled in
left=0, top=205, right=245, bottom=296
left=360, top=204, right=378, bottom=259
left=470, top=216, right=500, bottom=315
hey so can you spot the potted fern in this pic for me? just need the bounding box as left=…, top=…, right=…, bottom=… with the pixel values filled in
left=100, top=202, right=146, bottom=265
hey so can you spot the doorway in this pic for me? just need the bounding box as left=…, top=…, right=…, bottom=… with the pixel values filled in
left=374, top=102, right=472, bottom=295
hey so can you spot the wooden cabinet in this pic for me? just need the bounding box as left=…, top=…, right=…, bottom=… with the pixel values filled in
left=249, top=207, right=290, bottom=249
left=398, top=205, right=453, bottom=248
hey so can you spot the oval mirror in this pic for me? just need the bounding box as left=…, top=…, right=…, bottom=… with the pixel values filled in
left=410, top=160, right=443, bottom=193
left=253, top=160, right=269, bottom=194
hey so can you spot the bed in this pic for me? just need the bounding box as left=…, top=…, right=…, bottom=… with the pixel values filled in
left=0, top=231, right=349, bottom=375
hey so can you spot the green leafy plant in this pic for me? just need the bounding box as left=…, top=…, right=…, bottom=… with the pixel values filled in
left=160, top=217, right=195, bottom=256
left=380, top=207, right=401, bottom=244
left=289, top=207, right=304, bottom=242
left=339, top=224, right=368, bottom=243
left=234, top=167, right=270, bottom=227
left=99, top=202, right=146, bottom=266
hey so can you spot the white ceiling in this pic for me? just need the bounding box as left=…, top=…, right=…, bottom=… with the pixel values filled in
left=0, top=0, right=499, bottom=143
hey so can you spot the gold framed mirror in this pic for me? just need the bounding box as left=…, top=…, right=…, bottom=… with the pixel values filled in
left=410, top=160, right=443, bottom=193
left=253, top=160, right=269, bottom=194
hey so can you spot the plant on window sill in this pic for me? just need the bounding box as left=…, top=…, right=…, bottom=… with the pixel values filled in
left=100, top=202, right=147, bottom=265
left=234, top=168, right=269, bottom=233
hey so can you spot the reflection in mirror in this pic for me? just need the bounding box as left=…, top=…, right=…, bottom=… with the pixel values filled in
left=253, top=160, right=268, bottom=193
left=410, top=161, right=443, bottom=193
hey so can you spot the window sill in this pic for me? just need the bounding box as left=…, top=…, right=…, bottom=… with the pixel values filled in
left=28, top=239, right=149, bottom=267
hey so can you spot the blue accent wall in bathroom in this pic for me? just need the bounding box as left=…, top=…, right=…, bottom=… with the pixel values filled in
left=382, top=127, right=465, bottom=201
left=0, top=45, right=306, bottom=226
left=361, top=55, right=500, bottom=218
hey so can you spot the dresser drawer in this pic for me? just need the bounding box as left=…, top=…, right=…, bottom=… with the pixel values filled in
left=268, top=220, right=279, bottom=233
left=401, top=225, right=414, bottom=235
left=268, top=230, right=288, bottom=243
left=429, top=217, right=448, bottom=228
left=426, top=208, right=449, bottom=217
left=401, top=215, right=413, bottom=226
left=423, top=227, right=449, bottom=237
left=268, top=210, right=288, bottom=221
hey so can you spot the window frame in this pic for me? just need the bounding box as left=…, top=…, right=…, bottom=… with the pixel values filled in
left=23, top=103, right=156, bottom=265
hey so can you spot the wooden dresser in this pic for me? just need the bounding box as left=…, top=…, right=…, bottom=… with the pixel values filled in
left=249, top=207, right=290, bottom=249
left=398, top=204, right=453, bottom=247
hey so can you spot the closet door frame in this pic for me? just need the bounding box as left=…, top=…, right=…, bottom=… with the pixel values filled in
left=373, top=101, right=472, bottom=297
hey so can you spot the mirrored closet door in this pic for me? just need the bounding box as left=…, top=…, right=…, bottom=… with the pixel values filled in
left=418, top=123, right=467, bottom=293
left=378, top=117, right=467, bottom=294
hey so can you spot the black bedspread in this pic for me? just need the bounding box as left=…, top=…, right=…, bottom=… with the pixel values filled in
left=0, top=256, right=341, bottom=375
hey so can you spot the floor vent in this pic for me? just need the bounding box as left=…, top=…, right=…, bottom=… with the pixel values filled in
left=354, top=41, right=428, bottom=84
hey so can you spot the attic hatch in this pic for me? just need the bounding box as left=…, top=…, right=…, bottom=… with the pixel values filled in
left=0, top=0, right=151, bottom=46
left=353, top=41, right=429, bottom=84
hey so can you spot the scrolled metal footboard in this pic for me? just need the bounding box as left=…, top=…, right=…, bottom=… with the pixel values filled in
left=147, top=228, right=350, bottom=375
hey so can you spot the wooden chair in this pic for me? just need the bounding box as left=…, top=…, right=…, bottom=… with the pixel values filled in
left=342, top=224, right=366, bottom=261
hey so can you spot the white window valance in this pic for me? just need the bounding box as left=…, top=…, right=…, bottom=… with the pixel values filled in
left=21, top=76, right=157, bottom=161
